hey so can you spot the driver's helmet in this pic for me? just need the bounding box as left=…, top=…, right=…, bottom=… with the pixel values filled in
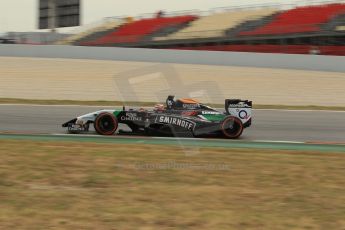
left=154, top=103, right=165, bottom=111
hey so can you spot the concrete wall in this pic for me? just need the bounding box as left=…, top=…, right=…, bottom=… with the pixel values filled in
left=0, top=44, right=344, bottom=73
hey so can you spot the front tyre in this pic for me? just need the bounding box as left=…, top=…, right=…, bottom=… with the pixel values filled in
left=221, top=116, right=243, bottom=139
left=94, top=112, right=118, bottom=135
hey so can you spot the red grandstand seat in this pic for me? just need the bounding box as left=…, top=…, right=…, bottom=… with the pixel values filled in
left=240, top=4, right=345, bottom=36
left=84, top=15, right=197, bottom=45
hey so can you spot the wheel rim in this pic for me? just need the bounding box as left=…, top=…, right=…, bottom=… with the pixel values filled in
left=100, top=116, right=115, bottom=132
left=222, top=117, right=243, bottom=138
left=95, top=113, right=117, bottom=135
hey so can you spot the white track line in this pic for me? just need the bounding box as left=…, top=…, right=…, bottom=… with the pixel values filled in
left=51, top=133, right=308, bottom=144
left=51, top=133, right=102, bottom=137
left=13, top=133, right=345, bottom=145
left=252, top=140, right=305, bottom=144
left=1, top=104, right=345, bottom=113
left=148, top=136, right=212, bottom=141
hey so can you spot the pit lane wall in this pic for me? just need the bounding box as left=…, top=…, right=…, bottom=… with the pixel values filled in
left=0, top=45, right=345, bottom=106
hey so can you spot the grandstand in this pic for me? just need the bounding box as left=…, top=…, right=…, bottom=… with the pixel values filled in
left=239, top=3, right=345, bottom=36
left=71, top=2, right=345, bottom=55
left=154, top=8, right=278, bottom=40
left=57, top=18, right=124, bottom=45
left=81, top=15, right=197, bottom=46
left=5, top=1, right=344, bottom=55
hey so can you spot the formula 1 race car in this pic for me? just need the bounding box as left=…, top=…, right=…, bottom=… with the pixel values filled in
left=62, top=96, right=252, bottom=139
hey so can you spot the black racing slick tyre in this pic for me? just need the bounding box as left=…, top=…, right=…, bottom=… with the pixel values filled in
left=221, top=116, right=244, bottom=139
left=94, top=112, right=118, bottom=135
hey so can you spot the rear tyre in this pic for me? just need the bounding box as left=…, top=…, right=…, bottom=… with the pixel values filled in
left=221, top=116, right=243, bottom=139
left=94, top=112, right=118, bottom=135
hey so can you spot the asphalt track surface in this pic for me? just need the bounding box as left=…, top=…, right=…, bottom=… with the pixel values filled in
left=1, top=104, right=345, bottom=144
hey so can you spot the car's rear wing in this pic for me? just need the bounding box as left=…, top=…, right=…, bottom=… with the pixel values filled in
left=225, top=99, right=252, bottom=127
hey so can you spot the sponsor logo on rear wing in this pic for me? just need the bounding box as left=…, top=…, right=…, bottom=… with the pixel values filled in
left=225, top=99, right=252, bottom=125
left=228, top=103, right=251, bottom=108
